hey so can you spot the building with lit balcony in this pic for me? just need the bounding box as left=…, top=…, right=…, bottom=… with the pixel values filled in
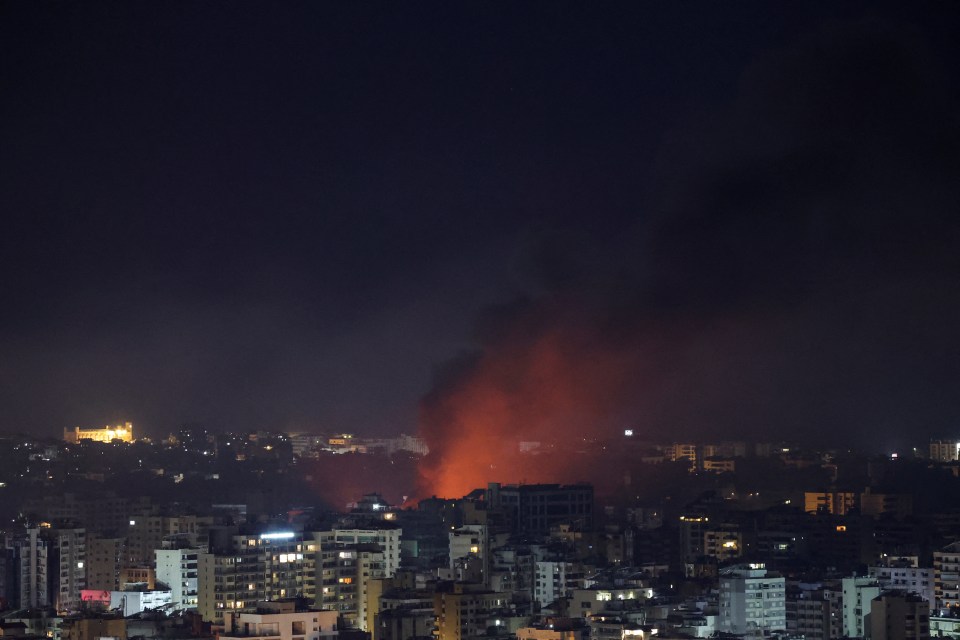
left=533, top=561, right=583, bottom=608
left=934, top=541, right=960, bottom=609
left=198, top=530, right=313, bottom=626
left=307, top=526, right=401, bottom=630
left=449, top=525, right=487, bottom=580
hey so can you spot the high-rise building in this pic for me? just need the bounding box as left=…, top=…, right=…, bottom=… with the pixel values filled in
left=434, top=582, right=509, bottom=640
left=51, top=527, right=86, bottom=612
left=934, top=542, right=960, bottom=609
left=870, top=591, right=930, bottom=640
left=308, top=527, right=401, bottom=630
left=198, top=530, right=313, bottom=626
left=8, top=526, right=86, bottom=613
left=11, top=529, right=48, bottom=609
left=155, top=547, right=201, bottom=611
left=85, top=534, right=124, bottom=591
left=316, top=528, right=402, bottom=577
left=842, top=576, right=881, bottom=639
left=718, top=563, right=786, bottom=634
left=533, top=561, right=583, bottom=608
left=786, top=585, right=840, bottom=640
left=449, top=525, right=487, bottom=579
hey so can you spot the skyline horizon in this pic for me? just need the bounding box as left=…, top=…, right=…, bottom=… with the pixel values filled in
left=3, top=4, right=960, bottom=455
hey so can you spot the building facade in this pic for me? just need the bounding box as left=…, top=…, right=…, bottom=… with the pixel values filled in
left=870, top=591, right=930, bottom=640
left=934, top=542, right=960, bottom=610
left=842, top=576, right=881, bottom=639
left=63, top=423, right=134, bottom=444
left=718, top=564, right=786, bottom=634
left=155, top=547, right=201, bottom=611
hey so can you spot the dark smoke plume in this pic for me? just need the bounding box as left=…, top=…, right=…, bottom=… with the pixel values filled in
left=417, top=20, right=960, bottom=499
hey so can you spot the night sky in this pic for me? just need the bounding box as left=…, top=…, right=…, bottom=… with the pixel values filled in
left=2, top=2, right=959, bottom=451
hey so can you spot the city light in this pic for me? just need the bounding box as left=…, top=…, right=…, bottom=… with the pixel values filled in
left=259, top=531, right=295, bottom=540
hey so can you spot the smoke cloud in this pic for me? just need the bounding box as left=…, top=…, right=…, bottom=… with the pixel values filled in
left=417, top=19, right=960, bottom=498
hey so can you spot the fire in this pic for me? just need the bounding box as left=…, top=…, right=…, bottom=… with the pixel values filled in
left=417, top=312, right=649, bottom=499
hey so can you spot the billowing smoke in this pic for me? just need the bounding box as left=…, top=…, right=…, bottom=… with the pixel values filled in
left=417, top=294, right=661, bottom=499
left=417, top=19, right=960, bottom=499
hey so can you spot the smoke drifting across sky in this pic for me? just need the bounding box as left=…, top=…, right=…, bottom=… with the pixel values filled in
left=417, top=19, right=960, bottom=498
left=1, top=5, right=959, bottom=463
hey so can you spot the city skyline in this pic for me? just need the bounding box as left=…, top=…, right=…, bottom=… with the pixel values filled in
left=3, top=3, right=960, bottom=456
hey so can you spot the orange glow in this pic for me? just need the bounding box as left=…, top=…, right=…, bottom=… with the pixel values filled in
left=417, top=311, right=652, bottom=499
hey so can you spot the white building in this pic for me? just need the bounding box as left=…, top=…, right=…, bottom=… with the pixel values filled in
left=449, top=525, right=487, bottom=573
left=718, top=563, right=786, bottom=634
left=155, top=548, right=201, bottom=611
left=109, top=589, right=173, bottom=616
left=387, top=434, right=428, bottom=456
left=869, top=562, right=935, bottom=608
left=841, top=576, right=880, bottom=638
left=534, top=561, right=583, bottom=608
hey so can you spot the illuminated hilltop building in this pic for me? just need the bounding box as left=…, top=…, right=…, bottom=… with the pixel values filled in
left=930, top=439, right=960, bottom=462
left=63, top=422, right=134, bottom=444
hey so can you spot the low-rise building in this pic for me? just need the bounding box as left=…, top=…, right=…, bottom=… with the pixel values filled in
left=220, top=600, right=338, bottom=640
